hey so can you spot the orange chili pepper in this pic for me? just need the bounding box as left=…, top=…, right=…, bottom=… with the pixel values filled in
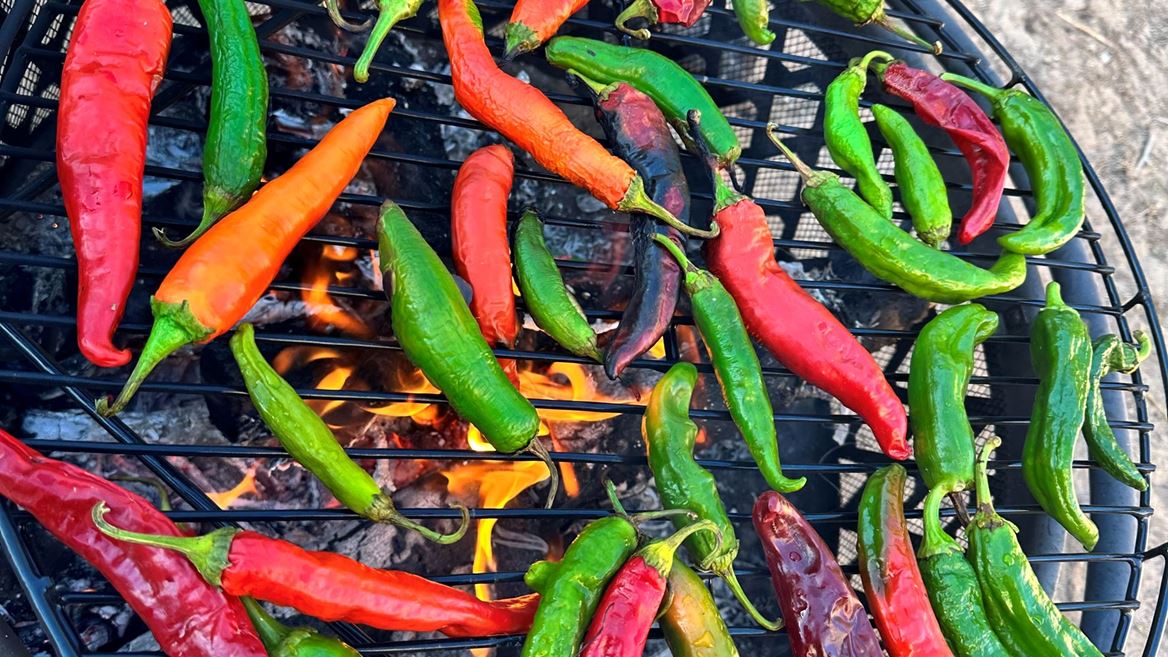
left=504, top=0, right=589, bottom=59
left=97, top=98, right=396, bottom=416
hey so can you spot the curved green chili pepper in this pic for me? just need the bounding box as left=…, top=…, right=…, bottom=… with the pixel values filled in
left=872, top=103, right=952, bottom=247
left=768, top=125, right=1027, bottom=304
left=810, top=0, right=942, bottom=53
left=731, top=0, right=775, bottom=45
left=1021, top=282, right=1095, bottom=550
left=644, top=362, right=782, bottom=630
left=544, top=36, right=741, bottom=167
left=908, top=304, right=999, bottom=497
left=1084, top=331, right=1151, bottom=491
left=155, top=0, right=268, bottom=248
left=242, top=597, right=362, bottom=657
left=513, top=210, right=602, bottom=362
left=942, top=74, right=1085, bottom=256
left=970, top=438, right=1104, bottom=657
left=660, top=561, right=741, bottom=657
left=825, top=51, right=895, bottom=220
left=653, top=236, right=806, bottom=494
left=229, top=323, right=469, bottom=543
left=327, top=0, right=425, bottom=83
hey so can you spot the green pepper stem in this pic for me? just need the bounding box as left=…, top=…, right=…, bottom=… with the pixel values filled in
left=1044, top=281, right=1066, bottom=308
left=614, top=0, right=656, bottom=40
left=868, top=58, right=893, bottom=78
left=652, top=233, right=699, bottom=275
left=628, top=509, right=698, bottom=523
left=1111, top=331, right=1152, bottom=373
left=527, top=439, right=560, bottom=509
left=354, top=0, right=421, bottom=83
left=621, top=175, right=719, bottom=239
left=871, top=12, right=942, bottom=54
left=974, top=437, right=1002, bottom=516
left=370, top=495, right=471, bottom=544
left=566, top=68, right=618, bottom=99
left=918, top=486, right=961, bottom=559
left=502, top=21, right=537, bottom=61
left=717, top=565, right=783, bottom=631
left=940, top=72, right=1007, bottom=103
left=852, top=50, right=896, bottom=75
left=326, top=0, right=373, bottom=32
left=605, top=479, right=629, bottom=517
left=241, top=597, right=292, bottom=651
left=153, top=204, right=220, bottom=248
left=91, top=501, right=237, bottom=587
left=766, top=123, right=823, bottom=183
left=639, top=520, right=721, bottom=578
left=686, top=109, right=745, bottom=212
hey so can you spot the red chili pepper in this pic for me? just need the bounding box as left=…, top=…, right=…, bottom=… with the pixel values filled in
left=872, top=60, right=1008, bottom=245
left=93, top=507, right=540, bottom=637
left=57, top=0, right=172, bottom=367
left=0, top=429, right=265, bottom=657
left=503, top=0, right=589, bottom=59
left=615, top=0, right=710, bottom=39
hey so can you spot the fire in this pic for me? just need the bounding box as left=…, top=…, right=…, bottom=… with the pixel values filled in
left=302, top=244, right=372, bottom=338
left=207, top=464, right=258, bottom=509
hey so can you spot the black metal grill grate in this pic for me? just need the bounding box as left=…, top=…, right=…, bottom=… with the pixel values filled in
left=0, top=0, right=1166, bottom=656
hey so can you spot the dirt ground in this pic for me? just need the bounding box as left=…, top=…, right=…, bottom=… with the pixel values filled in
left=968, top=1, right=1168, bottom=652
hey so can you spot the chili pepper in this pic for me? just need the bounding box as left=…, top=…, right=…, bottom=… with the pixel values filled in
left=544, top=36, right=741, bottom=168
left=1085, top=332, right=1152, bottom=491
left=155, top=0, right=268, bottom=248
left=917, top=488, right=1012, bottom=657
left=872, top=104, right=951, bottom=247
left=572, top=73, right=688, bottom=379
left=57, top=0, right=172, bottom=367
left=242, top=597, right=361, bottom=657
left=908, top=304, right=999, bottom=497
left=809, top=0, right=942, bottom=53
left=767, top=125, right=1027, bottom=304
left=858, top=464, right=956, bottom=657
left=654, top=236, right=806, bottom=493
left=451, top=144, right=519, bottom=349
left=96, top=98, right=395, bottom=416
left=514, top=210, right=603, bottom=362
left=753, top=490, right=884, bottom=657
left=659, top=561, right=741, bottom=657
left=440, top=0, right=705, bottom=239
left=0, top=430, right=266, bottom=657
left=503, top=0, right=588, bottom=59
left=969, top=438, right=1105, bottom=657
left=731, top=0, right=775, bottom=44
left=870, top=60, right=1008, bottom=245
left=1021, top=282, right=1096, bottom=550
left=326, top=0, right=424, bottom=83
left=942, top=74, right=1086, bottom=256
left=229, top=323, right=468, bottom=541
left=614, top=0, right=710, bottom=40
left=579, top=521, right=721, bottom=657
left=94, top=504, right=541, bottom=637
left=825, top=51, right=895, bottom=219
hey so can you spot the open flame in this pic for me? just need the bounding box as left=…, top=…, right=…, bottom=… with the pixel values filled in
left=207, top=463, right=259, bottom=509
left=301, top=244, right=373, bottom=339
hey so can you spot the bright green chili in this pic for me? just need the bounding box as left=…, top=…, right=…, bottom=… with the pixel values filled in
left=513, top=210, right=602, bottom=363
left=653, top=235, right=806, bottom=494
left=242, top=597, right=362, bottom=657
left=732, top=0, right=775, bottom=45
left=809, top=0, right=942, bottom=53
left=825, top=51, right=895, bottom=219
left=327, top=0, right=425, bottom=83
left=1085, top=331, right=1151, bottom=491
left=660, top=561, right=741, bottom=657
left=872, top=103, right=952, bottom=247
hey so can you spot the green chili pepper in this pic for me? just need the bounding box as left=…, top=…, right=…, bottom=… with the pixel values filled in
left=916, top=488, right=1011, bottom=657
left=970, top=437, right=1104, bottom=657
left=825, top=51, right=895, bottom=220
left=809, top=0, right=942, bottom=53
left=872, top=103, right=952, bottom=247
left=242, top=597, right=362, bottom=657
left=154, top=0, right=268, bottom=248
left=732, top=0, right=775, bottom=45
left=908, top=304, right=999, bottom=497
left=513, top=210, right=602, bottom=363
left=942, top=74, right=1085, bottom=256
left=229, top=323, right=469, bottom=543
left=644, top=362, right=782, bottom=630
left=1084, top=332, right=1152, bottom=491
left=767, top=125, right=1027, bottom=304
left=327, top=0, right=425, bottom=83
left=660, top=561, right=741, bottom=657
left=653, top=235, right=806, bottom=494
left=1021, top=282, right=1096, bottom=550
left=544, top=36, right=741, bottom=167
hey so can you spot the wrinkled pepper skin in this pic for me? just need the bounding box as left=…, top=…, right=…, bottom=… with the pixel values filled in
left=1021, top=282, right=1096, bottom=550
left=1085, top=332, right=1151, bottom=490
left=908, top=304, right=999, bottom=496
left=825, top=51, right=895, bottom=219
left=504, top=0, right=589, bottom=59
left=243, top=597, right=362, bottom=657
left=753, top=491, right=884, bottom=657
left=857, top=465, right=956, bottom=657
left=731, top=0, right=775, bottom=45
left=660, top=562, right=741, bottom=657
left=615, top=0, right=711, bottom=40
left=58, top=0, right=172, bottom=367
left=872, top=104, right=952, bottom=247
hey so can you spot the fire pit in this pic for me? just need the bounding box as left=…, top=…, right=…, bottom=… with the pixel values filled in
left=0, top=0, right=1165, bottom=656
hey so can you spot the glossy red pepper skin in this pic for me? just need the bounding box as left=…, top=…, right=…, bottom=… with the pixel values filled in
left=578, top=555, right=662, bottom=656
left=653, top=0, right=709, bottom=25
left=0, top=429, right=265, bottom=657
left=57, top=0, right=172, bottom=367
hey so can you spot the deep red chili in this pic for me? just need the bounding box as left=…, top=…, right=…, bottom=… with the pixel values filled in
left=0, top=429, right=265, bottom=657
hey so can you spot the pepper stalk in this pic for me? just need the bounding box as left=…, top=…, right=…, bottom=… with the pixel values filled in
left=327, top=0, right=426, bottom=83
left=242, top=597, right=363, bottom=657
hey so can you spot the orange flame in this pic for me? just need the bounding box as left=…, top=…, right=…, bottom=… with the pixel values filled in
left=207, top=464, right=258, bottom=509
left=302, top=244, right=372, bottom=338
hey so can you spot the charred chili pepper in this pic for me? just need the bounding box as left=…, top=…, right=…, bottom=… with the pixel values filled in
left=825, top=51, right=895, bottom=219
left=644, top=362, right=783, bottom=630
left=1022, top=282, right=1096, bottom=550
left=809, top=0, right=942, bottom=53
left=155, top=0, right=268, bottom=247
left=94, top=504, right=541, bottom=637
left=768, top=125, right=1027, bottom=304
left=242, top=598, right=361, bottom=657
left=660, top=562, right=741, bottom=657
left=0, top=430, right=266, bottom=657
left=229, top=323, right=469, bottom=542
left=731, top=0, right=774, bottom=45
left=440, top=0, right=703, bottom=238
left=579, top=521, right=721, bottom=657
left=908, top=304, right=999, bottom=497
left=514, top=210, right=603, bottom=362
left=871, top=60, right=1008, bottom=244
left=654, top=236, right=806, bottom=494
left=857, top=464, right=956, bottom=657
left=452, top=144, right=519, bottom=349
left=326, top=0, right=425, bottom=83
left=970, top=438, right=1105, bottom=657
left=97, top=98, right=395, bottom=416
left=943, top=74, right=1086, bottom=256
left=753, top=490, right=884, bottom=657
left=615, top=0, right=710, bottom=40
left=872, top=104, right=952, bottom=247
left=1085, top=332, right=1152, bottom=491
left=58, top=0, right=172, bottom=367
left=503, top=0, right=588, bottom=59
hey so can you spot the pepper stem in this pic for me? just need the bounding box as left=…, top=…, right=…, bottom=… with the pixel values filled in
left=605, top=478, right=628, bottom=517
left=686, top=109, right=744, bottom=212
left=621, top=175, right=719, bottom=239
left=354, top=0, right=420, bottom=83
left=91, top=501, right=236, bottom=586
left=326, top=0, right=373, bottom=32
left=1045, top=281, right=1066, bottom=309
left=765, top=123, right=817, bottom=181
left=1110, top=330, right=1151, bottom=373
left=871, top=12, right=942, bottom=55
left=918, top=486, right=961, bottom=559
left=939, top=72, right=1007, bottom=103
left=639, top=520, right=721, bottom=578
left=868, top=58, right=892, bottom=78
left=717, top=565, right=783, bottom=631
left=614, top=0, right=656, bottom=40
left=604, top=480, right=695, bottom=524
left=974, top=437, right=1002, bottom=516
left=852, top=50, right=896, bottom=75
left=368, top=494, right=471, bottom=544
left=652, top=233, right=699, bottom=273
left=527, top=439, right=560, bottom=509
left=241, top=597, right=292, bottom=651
left=566, top=69, right=617, bottom=99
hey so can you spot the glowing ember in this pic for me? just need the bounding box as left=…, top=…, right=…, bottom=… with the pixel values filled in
left=301, top=244, right=372, bottom=338
left=207, top=464, right=259, bottom=509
